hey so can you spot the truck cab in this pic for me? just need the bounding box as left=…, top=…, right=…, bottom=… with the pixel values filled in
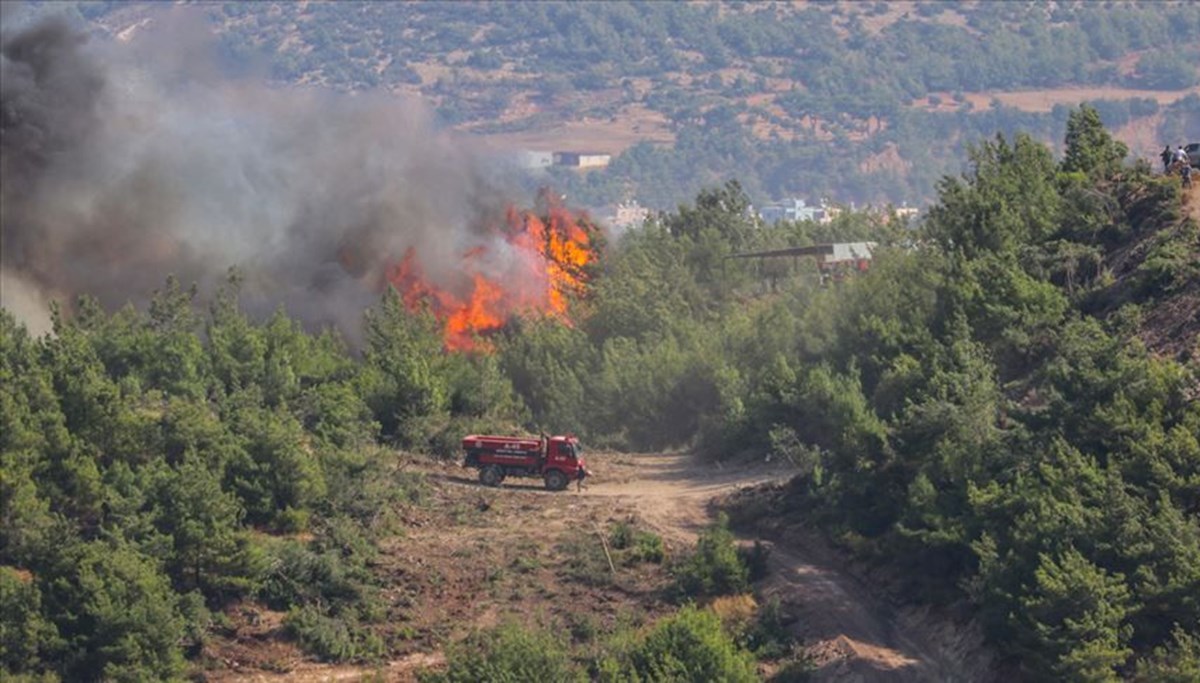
left=1186, top=143, right=1200, bottom=169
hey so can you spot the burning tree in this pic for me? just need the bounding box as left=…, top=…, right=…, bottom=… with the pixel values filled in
left=383, top=190, right=603, bottom=352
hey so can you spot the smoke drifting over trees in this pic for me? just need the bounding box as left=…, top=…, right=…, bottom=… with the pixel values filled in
left=0, top=7, right=515, bottom=340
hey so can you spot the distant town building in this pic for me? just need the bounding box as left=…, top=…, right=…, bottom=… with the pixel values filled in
left=515, top=150, right=554, bottom=170
left=728, top=242, right=877, bottom=285
left=758, top=198, right=836, bottom=224
left=822, top=241, right=875, bottom=265
left=889, top=202, right=919, bottom=222
left=553, top=151, right=612, bottom=169
left=605, top=200, right=650, bottom=231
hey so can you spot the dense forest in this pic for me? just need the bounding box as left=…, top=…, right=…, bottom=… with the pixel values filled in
left=65, top=0, right=1200, bottom=209
left=3, top=107, right=1198, bottom=680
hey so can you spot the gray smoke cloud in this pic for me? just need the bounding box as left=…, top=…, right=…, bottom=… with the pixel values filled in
left=1, top=7, right=522, bottom=342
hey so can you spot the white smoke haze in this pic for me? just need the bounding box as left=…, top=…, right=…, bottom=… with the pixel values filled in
left=0, top=270, right=55, bottom=337
left=0, top=6, right=521, bottom=343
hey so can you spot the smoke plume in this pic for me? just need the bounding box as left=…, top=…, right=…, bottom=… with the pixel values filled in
left=1, top=7, right=518, bottom=343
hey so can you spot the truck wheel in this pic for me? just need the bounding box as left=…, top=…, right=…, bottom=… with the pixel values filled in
left=480, top=465, right=503, bottom=487
left=544, top=470, right=568, bottom=491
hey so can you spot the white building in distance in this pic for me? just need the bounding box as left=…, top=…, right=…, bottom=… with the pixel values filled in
left=553, top=151, right=612, bottom=169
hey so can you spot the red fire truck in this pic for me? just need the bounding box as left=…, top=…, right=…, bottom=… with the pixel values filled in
left=462, top=434, right=587, bottom=491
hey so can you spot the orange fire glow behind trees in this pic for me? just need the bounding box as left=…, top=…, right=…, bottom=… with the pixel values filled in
left=384, top=196, right=599, bottom=352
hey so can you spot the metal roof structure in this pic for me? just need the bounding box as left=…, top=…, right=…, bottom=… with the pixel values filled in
left=727, top=242, right=876, bottom=263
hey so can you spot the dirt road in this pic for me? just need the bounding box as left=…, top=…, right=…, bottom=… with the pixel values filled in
left=586, top=453, right=991, bottom=682
left=214, top=451, right=989, bottom=682
left=583, top=452, right=784, bottom=541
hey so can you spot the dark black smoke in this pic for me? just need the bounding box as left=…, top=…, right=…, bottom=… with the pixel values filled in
left=0, top=7, right=518, bottom=339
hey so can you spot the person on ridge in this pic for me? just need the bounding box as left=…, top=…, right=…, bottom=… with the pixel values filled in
left=1173, top=145, right=1189, bottom=168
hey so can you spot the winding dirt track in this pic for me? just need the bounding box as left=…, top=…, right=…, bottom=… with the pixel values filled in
left=587, top=453, right=990, bottom=682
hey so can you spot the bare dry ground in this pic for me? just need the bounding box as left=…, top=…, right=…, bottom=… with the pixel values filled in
left=1146, top=181, right=1200, bottom=365
left=203, top=452, right=991, bottom=682
left=912, top=86, right=1200, bottom=115
left=474, top=105, right=675, bottom=156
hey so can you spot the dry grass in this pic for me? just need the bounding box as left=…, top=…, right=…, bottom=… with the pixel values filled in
left=475, top=104, right=674, bottom=154
left=709, top=593, right=759, bottom=630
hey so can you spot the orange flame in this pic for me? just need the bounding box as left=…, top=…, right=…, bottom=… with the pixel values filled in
left=383, top=194, right=599, bottom=352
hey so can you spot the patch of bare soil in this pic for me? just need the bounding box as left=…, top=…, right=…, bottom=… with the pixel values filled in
left=1088, top=177, right=1200, bottom=364
left=913, top=86, right=1200, bottom=115
left=204, top=452, right=992, bottom=682
left=1140, top=183, right=1200, bottom=364
left=753, top=530, right=993, bottom=683
left=859, top=142, right=911, bottom=175
left=473, top=104, right=675, bottom=155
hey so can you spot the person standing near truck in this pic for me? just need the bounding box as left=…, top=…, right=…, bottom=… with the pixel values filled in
left=576, top=461, right=590, bottom=491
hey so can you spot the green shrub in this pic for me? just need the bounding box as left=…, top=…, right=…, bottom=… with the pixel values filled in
left=742, top=598, right=794, bottom=659
left=0, top=568, right=60, bottom=676
left=41, top=542, right=186, bottom=682
left=631, top=531, right=666, bottom=565
left=597, top=605, right=757, bottom=683
left=1135, top=226, right=1200, bottom=297
left=275, top=506, right=311, bottom=534
left=566, top=611, right=600, bottom=644
left=1133, top=627, right=1200, bottom=683
left=559, top=535, right=615, bottom=587
left=284, top=605, right=384, bottom=663
left=512, top=555, right=542, bottom=574
left=419, top=622, right=584, bottom=683
left=258, top=539, right=371, bottom=612
left=673, top=514, right=749, bottom=598
left=0, top=672, right=61, bottom=683
left=610, top=523, right=665, bottom=565
left=610, top=522, right=634, bottom=550
left=321, top=448, right=424, bottom=532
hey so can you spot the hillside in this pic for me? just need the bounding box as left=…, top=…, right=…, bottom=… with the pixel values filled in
left=62, top=0, right=1200, bottom=210
left=3, top=4, right=1200, bottom=682
left=195, top=453, right=1003, bottom=683
left=3, top=104, right=1198, bottom=680
left=1120, top=182, right=1200, bottom=361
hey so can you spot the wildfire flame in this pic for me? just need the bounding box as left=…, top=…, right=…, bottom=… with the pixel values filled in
left=383, top=193, right=599, bottom=352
